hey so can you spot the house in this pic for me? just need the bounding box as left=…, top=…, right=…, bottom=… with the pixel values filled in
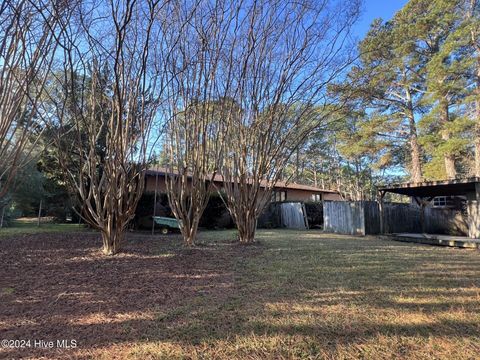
left=144, top=167, right=341, bottom=202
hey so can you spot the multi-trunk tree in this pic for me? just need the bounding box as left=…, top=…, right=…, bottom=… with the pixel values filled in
left=162, top=2, right=230, bottom=246
left=162, top=0, right=359, bottom=245
left=49, top=0, right=163, bottom=255
left=215, top=0, right=359, bottom=243
left=0, top=0, right=60, bottom=199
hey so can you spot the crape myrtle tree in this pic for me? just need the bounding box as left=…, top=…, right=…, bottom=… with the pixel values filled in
left=216, top=0, right=360, bottom=244
left=0, top=0, right=61, bottom=200
left=162, top=1, right=230, bottom=246
left=49, top=0, right=165, bottom=255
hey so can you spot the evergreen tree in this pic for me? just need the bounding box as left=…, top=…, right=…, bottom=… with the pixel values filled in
left=405, top=0, right=470, bottom=179
left=336, top=11, right=428, bottom=182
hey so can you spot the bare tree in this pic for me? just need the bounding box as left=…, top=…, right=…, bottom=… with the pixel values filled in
left=50, top=0, right=164, bottom=255
left=162, top=1, right=232, bottom=246
left=0, top=0, right=60, bottom=199
left=217, top=0, right=360, bottom=243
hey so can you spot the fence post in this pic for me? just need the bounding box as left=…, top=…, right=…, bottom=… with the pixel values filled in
left=359, top=201, right=366, bottom=236
left=0, top=206, right=4, bottom=228
left=37, top=199, right=43, bottom=227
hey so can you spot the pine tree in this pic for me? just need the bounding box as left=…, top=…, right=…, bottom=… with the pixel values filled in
left=337, top=13, right=428, bottom=182
left=461, top=0, right=480, bottom=176
left=418, top=0, right=472, bottom=179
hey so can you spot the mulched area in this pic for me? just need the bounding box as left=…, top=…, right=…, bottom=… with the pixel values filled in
left=0, top=231, right=242, bottom=359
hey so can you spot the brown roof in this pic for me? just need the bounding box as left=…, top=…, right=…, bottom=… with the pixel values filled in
left=146, top=167, right=338, bottom=194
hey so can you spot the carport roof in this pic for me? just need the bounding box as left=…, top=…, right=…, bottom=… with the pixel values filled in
left=377, top=177, right=480, bottom=198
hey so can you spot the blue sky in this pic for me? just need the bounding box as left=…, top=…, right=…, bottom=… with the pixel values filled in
left=354, top=0, right=408, bottom=37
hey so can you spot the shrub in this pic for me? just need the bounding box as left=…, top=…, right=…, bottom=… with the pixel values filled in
left=199, top=192, right=234, bottom=229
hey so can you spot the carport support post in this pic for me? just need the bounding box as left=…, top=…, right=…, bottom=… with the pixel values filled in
left=378, top=190, right=386, bottom=234
left=420, top=199, right=426, bottom=234
left=468, top=182, right=480, bottom=239
left=151, top=172, right=159, bottom=235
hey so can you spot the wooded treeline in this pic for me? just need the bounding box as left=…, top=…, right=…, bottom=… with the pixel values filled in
left=1, top=0, right=479, bottom=253
left=285, top=0, right=480, bottom=200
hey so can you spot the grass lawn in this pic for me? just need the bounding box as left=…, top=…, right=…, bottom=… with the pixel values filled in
left=1, top=229, right=480, bottom=359
left=0, top=219, right=87, bottom=238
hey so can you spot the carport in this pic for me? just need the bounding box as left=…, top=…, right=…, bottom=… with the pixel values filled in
left=378, top=177, right=480, bottom=248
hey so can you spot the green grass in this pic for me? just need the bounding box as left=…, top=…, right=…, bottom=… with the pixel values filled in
left=106, top=230, right=480, bottom=359
left=0, top=219, right=87, bottom=238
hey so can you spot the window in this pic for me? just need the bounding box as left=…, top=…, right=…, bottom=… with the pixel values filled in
left=432, top=196, right=458, bottom=208
left=433, top=196, right=447, bottom=207
left=272, top=190, right=287, bottom=202
left=311, top=194, right=322, bottom=202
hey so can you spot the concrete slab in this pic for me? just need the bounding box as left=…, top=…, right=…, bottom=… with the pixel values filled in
left=383, top=233, right=480, bottom=249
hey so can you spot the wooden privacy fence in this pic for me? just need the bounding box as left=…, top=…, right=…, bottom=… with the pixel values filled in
left=324, top=201, right=468, bottom=236
left=323, top=201, right=365, bottom=235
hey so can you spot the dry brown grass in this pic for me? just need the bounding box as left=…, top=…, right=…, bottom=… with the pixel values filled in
left=1, top=229, right=480, bottom=359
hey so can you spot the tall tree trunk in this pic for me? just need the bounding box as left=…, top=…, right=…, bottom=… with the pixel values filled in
left=468, top=0, right=480, bottom=177
left=152, top=172, right=158, bottom=235
left=405, top=88, right=423, bottom=182
left=440, top=99, right=456, bottom=179
left=295, top=148, right=300, bottom=182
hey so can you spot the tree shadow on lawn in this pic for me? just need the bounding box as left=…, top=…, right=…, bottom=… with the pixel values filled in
left=0, top=231, right=253, bottom=358
left=1, top=231, right=480, bottom=358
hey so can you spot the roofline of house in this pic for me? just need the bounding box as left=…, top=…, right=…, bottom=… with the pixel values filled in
left=146, top=167, right=338, bottom=194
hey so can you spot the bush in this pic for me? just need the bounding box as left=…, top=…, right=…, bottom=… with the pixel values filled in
left=199, top=192, right=234, bottom=229
left=258, top=203, right=281, bottom=228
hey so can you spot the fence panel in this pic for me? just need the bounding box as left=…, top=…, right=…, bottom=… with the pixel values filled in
left=323, top=201, right=365, bottom=235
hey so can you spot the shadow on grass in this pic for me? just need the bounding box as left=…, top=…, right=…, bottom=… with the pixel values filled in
left=1, top=230, right=480, bottom=358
